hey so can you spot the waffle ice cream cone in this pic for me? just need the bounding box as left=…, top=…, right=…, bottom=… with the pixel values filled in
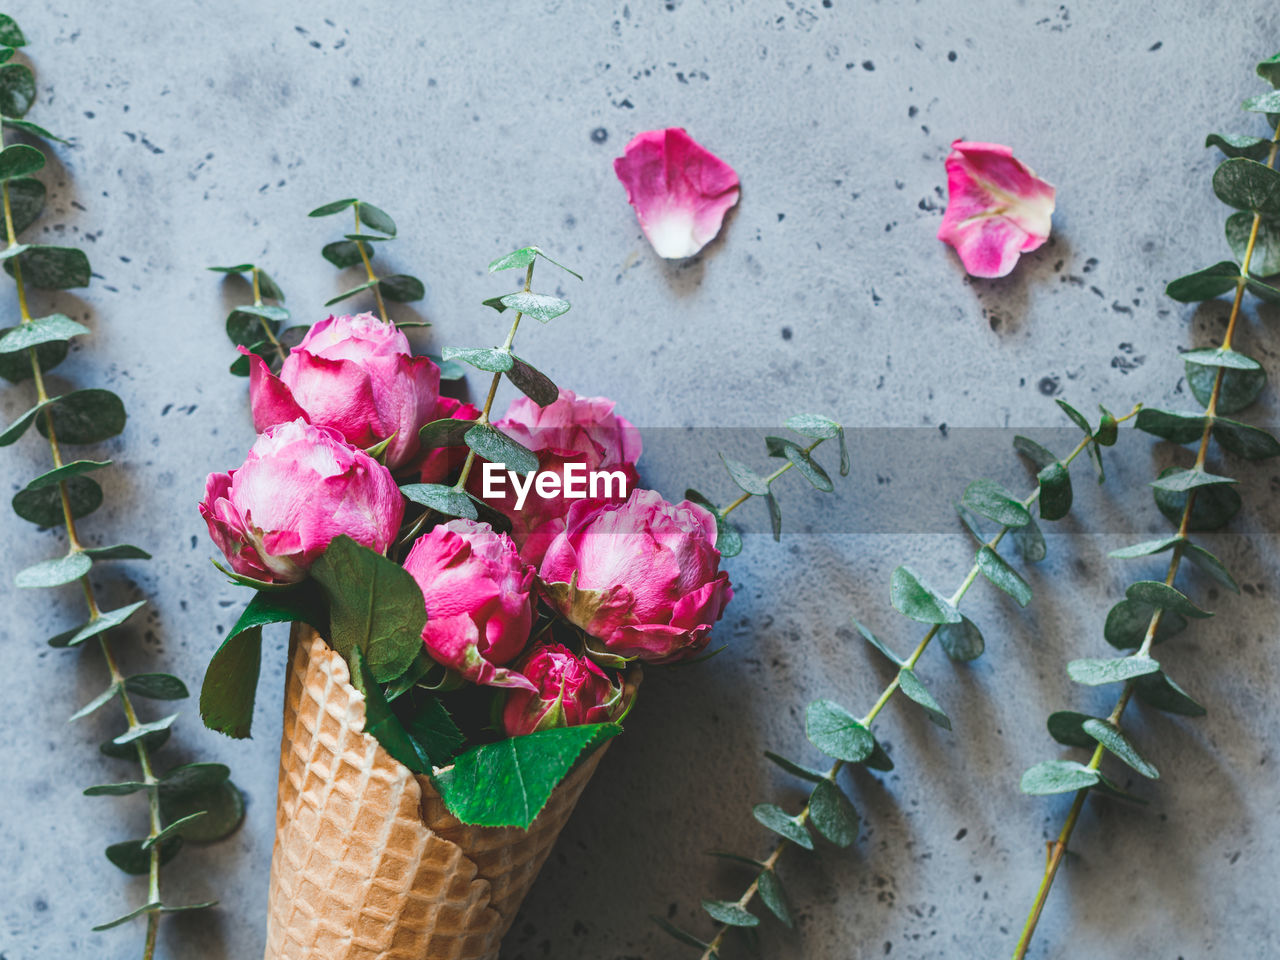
left=264, top=624, right=607, bottom=960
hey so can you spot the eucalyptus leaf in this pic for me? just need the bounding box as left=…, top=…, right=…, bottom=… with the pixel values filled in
left=357, top=201, right=396, bottom=236
left=763, top=751, right=827, bottom=783
left=897, top=667, right=951, bottom=729
left=1242, top=89, right=1280, bottom=114
left=5, top=176, right=44, bottom=234
left=765, top=491, right=782, bottom=541
left=937, top=616, right=985, bottom=662
left=766, top=436, right=833, bottom=492
left=0, top=395, right=53, bottom=445
left=37, top=388, right=127, bottom=444
left=650, top=916, right=711, bottom=951
left=0, top=14, right=25, bottom=46
left=962, top=478, right=1030, bottom=528
left=4, top=244, right=91, bottom=289
left=851, top=616, right=902, bottom=665
left=1225, top=211, right=1280, bottom=276
left=13, top=474, right=102, bottom=527
left=83, top=780, right=147, bottom=796
left=15, top=550, right=91, bottom=588
left=499, top=291, right=571, bottom=323
left=1067, top=655, right=1161, bottom=686
left=0, top=142, right=42, bottom=180
left=1213, top=418, right=1280, bottom=460
left=890, top=565, right=961, bottom=624
left=441, top=345, right=513, bottom=373
left=1165, top=260, right=1241, bottom=302
left=158, top=762, right=230, bottom=799
left=71, top=684, right=121, bottom=722
left=805, top=699, right=874, bottom=762
left=1020, top=759, right=1100, bottom=796
left=48, top=600, right=148, bottom=648
left=1013, top=514, right=1047, bottom=562
left=702, top=900, right=759, bottom=928
left=1153, top=468, right=1241, bottom=531
left=92, top=901, right=163, bottom=932
left=785, top=413, right=849, bottom=475
left=321, top=239, right=369, bottom=269
left=105, top=836, right=182, bottom=876
left=1184, top=351, right=1265, bottom=414
left=1034, top=463, right=1073, bottom=525
left=308, top=198, right=357, bottom=217
left=100, top=726, right=169, bottom=759
left=0, top=62, right=35, bottom=118
left=379, top=274, right=425, bottom=302
left=323, top=278, right=378, bottom=306
left=0, top=329, right=63, bottom=382
left=756, top=870, right=792, bottom=928
left=977, top=546, right=1032, bottom=608
left=82, top=543, right=151, bottom=561
left=1148, top=467, right=1236, bottom=493
left=0, top=313, right=87, bottom=353
left=1082, top=719, right=1159, bottom=779
left=112, top=713, right=179, bottom=746
left=1125, top=580, right=1212, bottom=619
left=1135, top=408, right=1206, bottom=444
left=1047, top=710, right=1098, bottom=748
left=752, top=803, right=814, bottom=850
left=1182, top=541, right=1240, bottom=592
left=1205, top=133, right=1274, bottom=160
left=431, top=723, right=620, bottom=828
left=1212, top=158, right=1280, bottom=216
left=1132, top=671, right=1206, bottom=717
left=1103, top=599, right=1187, bottom=650
left=464, top=423, right=538, bottom=475
left=399, top=482, right=478, bottom=520
left=158, top=779, right=244, bottom=843
left=1259, top=52, right=1280, bottom=87
left=808, top=779, right=860, bottom=847
left=1012, top=435, right=1058, bottom=470
left=124, top=673, right=190, bottom=701
left=419, top=416, right=477, bottom=449
left=506, top=355, right=559, bottom=407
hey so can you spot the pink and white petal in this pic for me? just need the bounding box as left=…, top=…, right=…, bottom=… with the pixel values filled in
left=244, top=348, right=307, bottom=433
left=937, top=140, right=1055, bottom=279
left=614, top=127, right=740, bottom=259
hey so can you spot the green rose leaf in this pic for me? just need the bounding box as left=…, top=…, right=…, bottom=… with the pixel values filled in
left=896, top=667, right=951, bottom=729
left=937, top=615, right=985, bottom=662
left=4, top=244, right=91, bottom=289
left=124, top=673, right=190, bottom=701
left=441, top=345, right=513, bottom=373
left=977, top=546, right=1032, bottom=608
left=1047, top=710, right=1098, bottom=748
left=499, top=291, right=571, bottom=323
left=432, top=723, right=620, bottom=828
left=403, top=696, right=466, bottom=769
left=1165, top=260, right=1242, bottom=302
left=1225, top=212, right=1280, bottom=276
left=505, top=355, right=559, bottom=407
left=1213, top=158, right=1280, bottom=216
left=752, top=802, right=814, bottom=850
left=311, top=536, right=426, bottom=684
left=805, top=699, right=874, bottom=762
left=15, top=550, right=91, bottom=588
left=344, top=646, right=433, bottom=774
left=1135, top=407, right=1206, bottom=444
left=419, top=416, right=477, bottom=450
left=961, top=478, right=1030, bottom=528
left=0, top=62, right=35, bottom=118
left=13, top=473, right=102, bottom=527
left=379, top=274, right=425, bottom=302
left=199, top=585, right=324, bottom=739
left=1125, top=580, right=1212, bottom=619
left=1082, top=719, right=1159, bottom=779
left=1020, top=760, right=1100, bottom=796
left=0, top=142, right=43, bottom=180
left=1153, top=468, right=1241, bottom=531
left=890, top=565, right=961, bottom=624
left=36, top=388, right=126, bottom=444
left=1067, top=655, right=1161, bottom=686
left=49, top=599, right=148, bottom=648
left=808, top=779, right=860, bottom=847
left=1132, top=671, right=1206, bottom=717
left=1205, top=133, right=1274, bottom=160
left=0, top=313, right=90, bottom=354
left=308, top=198, right=357, bottom=217
left=1214, top=418, right=1280, bottom=460
left=464, top=423, right=538, bottom=475
left=399, top=482, right=478, bottom=520
left=357, top=201, right=396, bottom=236
left=701, top=900, right=759, bottom=928
left=1103, top=598, right=1186, bottom=650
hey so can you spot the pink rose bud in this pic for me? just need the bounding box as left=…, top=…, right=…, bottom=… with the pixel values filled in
left=199, top=419, right=404, bottom=584
left=937, top=140, right=1055, bottom=279
left=539, top=489, right=733, bottom=664
left=413, top=395, right=483, bottom=484
left=613, top=127, right=740, bottom=259
left=403, top=518, right=536, bottom=689
left=481, top=389, right=641, bottom=564
left=501, top=643, right=630, bottom=737
left=245, top=312, right=441, bottom=469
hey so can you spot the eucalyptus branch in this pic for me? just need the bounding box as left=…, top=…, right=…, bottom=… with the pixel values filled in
left=659, top=402, right=1139, bottom=957
left=1011, top=53, right=1280, bottom=959
left=0, top=14, right=240, bottom=951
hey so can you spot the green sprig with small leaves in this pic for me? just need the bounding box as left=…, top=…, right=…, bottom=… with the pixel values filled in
left=658, top=400, right=1139, bottom=958
left=1010, top=52, right=1280, bottom=960
left=0, top=14, right=241, bottom=954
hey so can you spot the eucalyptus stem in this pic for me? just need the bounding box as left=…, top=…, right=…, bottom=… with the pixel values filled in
left=1010, top=118, right=1280, bottom=960
left=700, top=415, right=1137, bottom=960
left=452, top=259, right=535, bottom=492
left=718, top=438, right=823, bottom=518
left=353, top=201, right=388, bottom=323
left=2, top=131, right=164, bottom=958
left=249, top=266, right=285, bottom=364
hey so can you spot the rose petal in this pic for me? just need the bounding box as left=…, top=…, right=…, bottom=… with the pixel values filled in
left=244, top=347, right=307, bottom=433
left=937, top=140, right=1055, bottom=279
left=614, top=127, right=740, bottom=259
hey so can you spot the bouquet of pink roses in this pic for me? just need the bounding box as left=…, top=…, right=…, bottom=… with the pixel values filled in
left=196, top=236, right=756, bottom=960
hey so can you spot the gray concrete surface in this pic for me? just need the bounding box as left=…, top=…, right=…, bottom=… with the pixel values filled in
left=2, top=2, right=1279, bottom=958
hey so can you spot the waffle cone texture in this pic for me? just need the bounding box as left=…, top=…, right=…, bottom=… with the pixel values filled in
left=264, top=624, right=606, bottom=960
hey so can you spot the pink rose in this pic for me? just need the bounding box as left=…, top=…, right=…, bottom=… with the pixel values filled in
left=478, top=389, right=642, bottom=564
left=613, top=127, right=740, bottom=259
left=245, top=312, right=441, bottom=469
left=539, top=489, right=733, bottom=664
left=199, top=419, right=404, bottom=584
left=501, top=643, right=630, bottom=737
left=937, top=140, right=1055, bottom=279
left=414, top=395, right=483, bottom=484
left=403, top=518, right=536, bottom=689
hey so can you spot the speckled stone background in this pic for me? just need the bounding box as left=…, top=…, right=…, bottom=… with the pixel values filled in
left=3, top=2, right=1279, bottom=958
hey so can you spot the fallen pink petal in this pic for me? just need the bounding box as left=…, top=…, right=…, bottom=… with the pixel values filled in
left=613, top=127, right=740, bottom=259
left=937, top=140, right=1056, bottom=279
